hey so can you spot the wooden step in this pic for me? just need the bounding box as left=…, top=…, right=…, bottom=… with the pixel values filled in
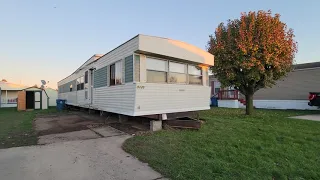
left=163, top=117, right=201, bottom=130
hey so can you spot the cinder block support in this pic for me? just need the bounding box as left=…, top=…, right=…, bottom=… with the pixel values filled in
left=119, top=114, right=128, bottom=123
left=150, top=120, right=162, bottom=131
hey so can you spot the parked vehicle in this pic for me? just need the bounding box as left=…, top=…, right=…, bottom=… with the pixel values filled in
left=308, top=92, right=320, bottom=106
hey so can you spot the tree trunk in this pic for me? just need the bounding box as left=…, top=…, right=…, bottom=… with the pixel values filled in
left=245, top=93, right=254, bottom=115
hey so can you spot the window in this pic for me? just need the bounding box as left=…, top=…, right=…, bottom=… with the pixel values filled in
left=168, top=62, right=187, bottom=83
left=77, top=76, right=84, bottom=90
left=110, top=64, right=115, bottom=86
left=145, top=57, right=204, bottom=85
left=134, top=54, right=140, bottom=82
left=146, top=58, right=167, bottom=83
left=70, top=84, right=73, bottom=92
left=85, top=71, right=88, bottom=84
left=188, top=65, right=202, bottom=85
left=110, top=61, right=122, bottom=86
left=214, top=88, right=220, bottom=94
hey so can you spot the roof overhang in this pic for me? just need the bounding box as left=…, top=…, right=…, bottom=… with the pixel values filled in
left=138, top=35, right=214, bottom=66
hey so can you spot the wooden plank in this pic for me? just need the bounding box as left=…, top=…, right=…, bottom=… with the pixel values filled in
left=164, top=119, right=201, bottom=129
left=17, top=91, right=26, bottom=111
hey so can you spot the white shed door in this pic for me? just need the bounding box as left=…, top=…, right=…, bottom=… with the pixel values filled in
left=35, top=92, right=41, bottom=109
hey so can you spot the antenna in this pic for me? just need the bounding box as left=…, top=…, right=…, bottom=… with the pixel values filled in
left=41, top=80, right=46, bottom=89
left=41, top=80, right=46, bottom=85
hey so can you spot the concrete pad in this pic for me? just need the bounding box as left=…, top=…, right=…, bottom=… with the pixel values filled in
left=290, top=114, right=320, bottom=121
left=91, top=126, right=126, bottom=137
left=38, top=129, right=100, bottom=144
left=0, top=136, right=164, bottom=180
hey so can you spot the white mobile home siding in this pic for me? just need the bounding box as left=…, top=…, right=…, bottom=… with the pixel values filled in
left=93, top=84, right=136, bottom=115
left=58, top=36, right=139, bottom=115
left=90, top=36, right=139, bottom=115
left=134, top=83, right=210, bottom=116
left=58, top=34, right=214, bottom=116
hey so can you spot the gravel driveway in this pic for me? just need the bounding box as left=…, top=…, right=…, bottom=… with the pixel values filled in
left=0, top=135, right=166, bottom=180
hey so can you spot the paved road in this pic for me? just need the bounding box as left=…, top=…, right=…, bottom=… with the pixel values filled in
left=0, top=135, right=166, bottom=180
left=290, top=114, right=320, bottom=122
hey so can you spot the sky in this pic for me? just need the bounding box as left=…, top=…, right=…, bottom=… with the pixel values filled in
left=0, top=0, right=319, bottom=89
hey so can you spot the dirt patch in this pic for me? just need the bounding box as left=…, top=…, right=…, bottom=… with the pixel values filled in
left=108, top=116, right=150, bottom=135
left=34, top=110, right=151, bottom=140
left=34, top=112, right=106, bottom=136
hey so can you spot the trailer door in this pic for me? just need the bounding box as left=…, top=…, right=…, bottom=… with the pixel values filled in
left=84, top=70, right=93, bottom=104
left=34, top=91, right=41, bottom=110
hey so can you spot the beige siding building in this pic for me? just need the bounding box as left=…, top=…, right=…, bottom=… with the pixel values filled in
left=254, top=62, right=320, bottom=100
left=253, top=62, right=320, bottom=110
left=0, top=80, right=26, bottom=108
left=209, top=62, right=320, bottom=110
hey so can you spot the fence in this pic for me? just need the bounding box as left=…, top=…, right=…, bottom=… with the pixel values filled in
left=218, top=90, right=239, bottom=100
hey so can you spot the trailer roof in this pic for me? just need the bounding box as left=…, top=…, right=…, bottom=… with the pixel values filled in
left=58, top=34, right=214, bottom=83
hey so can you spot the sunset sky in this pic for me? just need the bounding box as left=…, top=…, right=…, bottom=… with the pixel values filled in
left=1, top=0, right=319, bottom=88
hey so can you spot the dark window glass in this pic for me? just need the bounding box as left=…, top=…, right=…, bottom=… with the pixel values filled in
left=76, top=77, right=85, bottom=90
left=110, top=64, right=115, bottom=86
left=147, top=70, right=167, bottom=83
left=214, top=88, right=220, bottom=94
left=85, top=71, right=88, bottom=84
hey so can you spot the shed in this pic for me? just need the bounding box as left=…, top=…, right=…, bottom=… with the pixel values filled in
left=17, top=87, right=49, bottom=111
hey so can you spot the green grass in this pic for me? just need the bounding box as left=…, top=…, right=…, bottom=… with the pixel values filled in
left=0, top=107, right=58, bottom=149
left=123, top=108, right=320, bottom=180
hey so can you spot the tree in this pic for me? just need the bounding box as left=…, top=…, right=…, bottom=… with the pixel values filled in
left=207, top=10, right=297, bottom=115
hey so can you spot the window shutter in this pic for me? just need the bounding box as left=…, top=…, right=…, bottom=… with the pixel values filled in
left=125, top=55, right=134, bottom=83
left=93, top=66, right=108, bottom=88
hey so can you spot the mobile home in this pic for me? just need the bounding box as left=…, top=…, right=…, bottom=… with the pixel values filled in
left=58, top=35, right=214, bottom=123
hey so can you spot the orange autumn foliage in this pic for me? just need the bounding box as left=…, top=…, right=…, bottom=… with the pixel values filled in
left=207, top=10, right=298, bottom=114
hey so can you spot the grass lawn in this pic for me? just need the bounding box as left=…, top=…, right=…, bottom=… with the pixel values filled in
left=0, top=107, right=58, bottom=149
left=123, top=108, right=320, bottom=180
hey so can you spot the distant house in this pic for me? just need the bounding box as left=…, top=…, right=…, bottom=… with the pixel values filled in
left=209, top=62, right=320, bottom=110
left=0, top=80, right=58, bottom=108
left=0, top=80, right=26, bottom=108
left=253, top=62, right=320, bottom=110
left=45, top=88, right=58, bottom=106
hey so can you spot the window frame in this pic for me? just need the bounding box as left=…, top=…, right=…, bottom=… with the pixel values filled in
left=188, top=64, right=203, bottom=85
left=168, top=61, right=187, bottom=84
left=77, top=76, right=85, bottom=91
left=109, top=60, right=122, bottom=86
left=146, top=57, right=168, bottom=83
left=145, top=56, right=204, bottom=85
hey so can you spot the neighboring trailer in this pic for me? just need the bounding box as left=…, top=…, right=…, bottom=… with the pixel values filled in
left=58, top=34, right=214, bottom=117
